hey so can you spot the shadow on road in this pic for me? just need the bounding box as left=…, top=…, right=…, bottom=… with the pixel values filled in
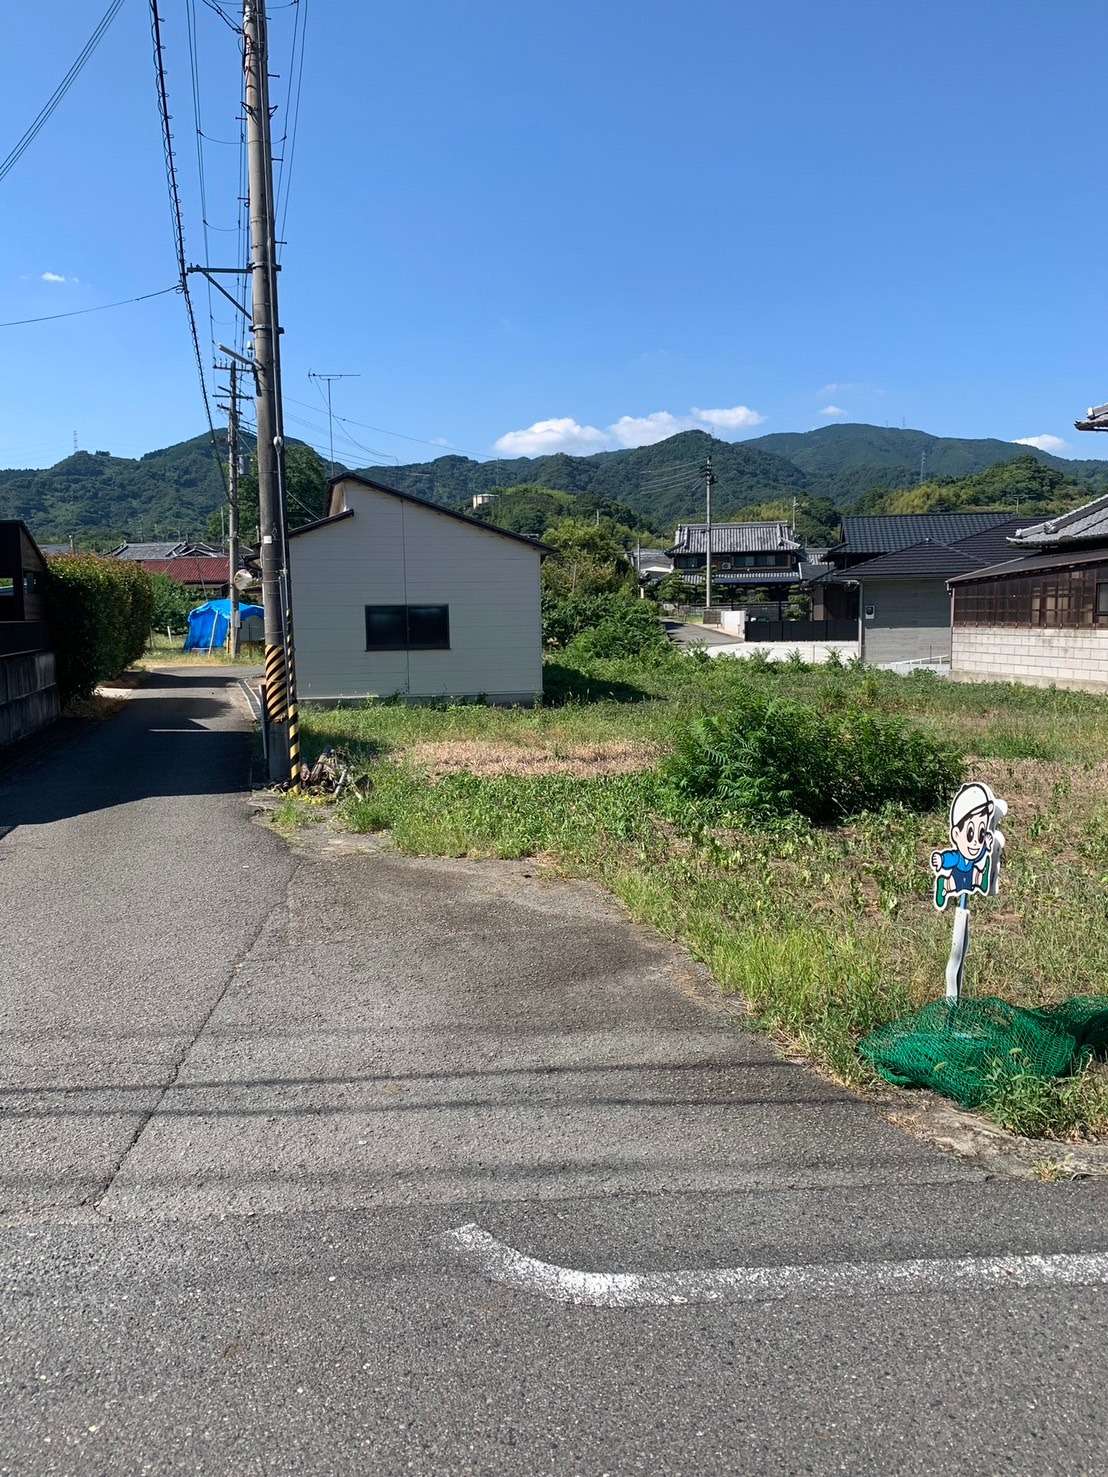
left=0, top=669, right=254, bottom=830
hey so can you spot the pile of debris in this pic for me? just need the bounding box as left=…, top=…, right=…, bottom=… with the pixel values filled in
left=278, top=746, right=366, bottom=800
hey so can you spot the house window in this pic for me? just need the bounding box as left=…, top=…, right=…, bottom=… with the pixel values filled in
left=1096, top=583, right=1108, bottom=622
left=364, top=603, right=450, bottom=651
left=0, top=576, right=14, bottom=597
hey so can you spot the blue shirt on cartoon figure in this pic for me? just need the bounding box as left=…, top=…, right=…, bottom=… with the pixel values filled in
left=930, top=782, right=995, bottom=908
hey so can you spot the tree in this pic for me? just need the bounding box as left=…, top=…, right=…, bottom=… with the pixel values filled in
left=205, top=443, right=330, bottom=543
left=148, top=572, right=196, bottom=632
left=540, top=518, right=637, bottom=600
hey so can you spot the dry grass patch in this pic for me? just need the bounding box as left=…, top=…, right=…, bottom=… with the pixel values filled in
left=410, top=738, right=659, bottom=780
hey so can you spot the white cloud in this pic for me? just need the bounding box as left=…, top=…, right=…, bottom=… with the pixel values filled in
left=820, top=404, right=846, bottom=418
left=690, top=404, right=765, bottom=431
left=609, top=410, right=688, bottom=447
left=41, top=271, right=77, bottom=284
left=493, top=401, right=767, bottom=456
left=1014, top=433, right=1069, bottom=455
left=493, top=417, right=610, bottom=456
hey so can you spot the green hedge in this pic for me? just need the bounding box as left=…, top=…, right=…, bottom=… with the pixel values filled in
left=45, top=555, right=155, bottom=704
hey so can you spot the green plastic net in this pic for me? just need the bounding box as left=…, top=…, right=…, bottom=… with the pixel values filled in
left=858, top=995, right=1108, bottom=1108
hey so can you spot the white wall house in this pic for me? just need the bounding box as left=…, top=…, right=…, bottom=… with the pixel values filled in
left=288, top=474, right=544, bottom=704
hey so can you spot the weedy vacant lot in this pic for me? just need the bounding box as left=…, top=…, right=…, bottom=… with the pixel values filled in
left=289, top=652, right=1108, bottom=1139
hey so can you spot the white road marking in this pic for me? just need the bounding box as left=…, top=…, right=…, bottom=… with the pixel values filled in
left=442, top=1223, right=1108, bottom=1309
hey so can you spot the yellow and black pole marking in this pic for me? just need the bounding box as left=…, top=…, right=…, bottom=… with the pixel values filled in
left=284, top=629, right=302, bottom=795
left=264, top=642, right=287, bottom=724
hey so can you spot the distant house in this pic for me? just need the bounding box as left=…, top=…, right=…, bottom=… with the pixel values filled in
left=667, top=522, right=823, bottom=606
left=110, top=540, right=223, bottom=560
left=630, top=547, right=674, bottom=584
left=949, top=494, right=1108, bottom=692
left=288, top=473, right=544, bottom=704
left=818, top=513, right=1021, bottom=667
left=106, top=540, right=234, bottom=598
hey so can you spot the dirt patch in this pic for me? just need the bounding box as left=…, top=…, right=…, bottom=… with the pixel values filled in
left=409, top=738, right=659, bottom=780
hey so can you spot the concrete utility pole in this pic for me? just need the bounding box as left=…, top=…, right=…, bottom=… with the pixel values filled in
left=225, top=361, right=242, bottom=656
left=703, top=454, right=716, bottom=611
left=244, top=0, right=299, bottom=786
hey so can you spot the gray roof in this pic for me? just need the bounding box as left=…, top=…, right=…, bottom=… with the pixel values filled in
left=110, top=541, right=188, bottom=560
left=832, top=539, right=986, bottom=581
left=1009, top=492, right=1108, bottom=547
left=669, top=522, right=800, bottom=555
left=832, top=513, right=1012, bottom=558
left=310, top=474, right=551, bottom=552
left=37, top=543, right=71, bottom=556
left=948, top=545, right=1108, bottom=585
left=679, top=568, right=803, bottom=586
left=631, top=548, right=673, bottom=574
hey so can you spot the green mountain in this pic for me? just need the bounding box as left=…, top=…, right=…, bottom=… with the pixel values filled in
left=361, top=430, right=808, bottom=528
left=0, top=435, right=234, bottom=545
left=743, top=423, right=1108, bottom=504
left=5, top=421, right=1108, bottom=546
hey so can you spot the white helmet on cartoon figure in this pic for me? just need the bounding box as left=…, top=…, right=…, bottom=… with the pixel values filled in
left=950, top=782, right=993, bottom=832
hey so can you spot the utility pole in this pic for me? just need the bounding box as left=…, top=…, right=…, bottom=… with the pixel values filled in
left=217, top=359, right=243, bottom=656
left=244, top=0, right=299, bottom=786
left=703, top=454, right=716, bottom=611
left=308, top=371, right=359, bottom=477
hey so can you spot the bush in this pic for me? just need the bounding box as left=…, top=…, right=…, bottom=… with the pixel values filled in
left=149, top=572, right=195, bottom=633
left=564, top=599, right=671, bottom=662
left=45, top=555, right=155, bottom=703
left=665, top=685, right=962, bottom=824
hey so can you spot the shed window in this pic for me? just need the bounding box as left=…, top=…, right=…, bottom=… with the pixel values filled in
left=0, top=577, right=13, bottom=596
left=364, top=603, right=450, bottom=651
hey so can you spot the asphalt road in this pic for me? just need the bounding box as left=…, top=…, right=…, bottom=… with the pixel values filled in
left=2, top=669, right=1107, bottom=1475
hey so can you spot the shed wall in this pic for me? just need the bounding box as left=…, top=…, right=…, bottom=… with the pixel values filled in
left=289, top=485, right=543, bottom=702
left=861, top=577, right=951, bottom=666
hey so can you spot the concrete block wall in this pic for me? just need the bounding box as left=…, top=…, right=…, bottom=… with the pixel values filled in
left=0, top=650, right=59, bottom=746
left=707, top=640, right=859, bottom=665
left=951, top=627, right=1108, bottom=693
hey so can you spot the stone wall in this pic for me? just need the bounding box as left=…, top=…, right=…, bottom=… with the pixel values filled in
left=951, top=626, right=1108, bottom=692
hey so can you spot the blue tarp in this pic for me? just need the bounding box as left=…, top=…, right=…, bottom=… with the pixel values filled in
left=183, top=598, right=264, bottom=652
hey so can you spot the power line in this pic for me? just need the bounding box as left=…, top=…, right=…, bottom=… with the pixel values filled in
left=0, top=0, right=127, bottom=187
left=0, top=284, right=179, bottom=330
left=148, top=0, right=228, bottom=498
left=275, top=0, right=308, bottom=250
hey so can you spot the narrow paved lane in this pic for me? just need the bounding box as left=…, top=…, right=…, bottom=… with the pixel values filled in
left=1, top=671, right=1108, bottom=1475
left=0, top=669, right=293, bottom=1217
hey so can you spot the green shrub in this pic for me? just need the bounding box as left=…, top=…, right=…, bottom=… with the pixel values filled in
left=149, top=572, right=196, bottom=633
left=665, top=685, right=962, bottom=824
left=564, top=599, right=670, bottom=662
left=45, top=555, right=156, bottom=703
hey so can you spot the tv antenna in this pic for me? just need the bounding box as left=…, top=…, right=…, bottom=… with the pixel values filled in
left=308, top=371, right=361, bottom=476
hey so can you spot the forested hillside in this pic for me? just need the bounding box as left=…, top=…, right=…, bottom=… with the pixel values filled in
left=4, top=421, right=1107, bottom=545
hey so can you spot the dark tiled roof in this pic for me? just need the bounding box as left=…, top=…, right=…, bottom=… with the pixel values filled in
left=111, top=541, right=188, bottom=560
left=948, top=545, right=1108, bottom=584
left=832, top=540, right=986, bottom=580
left=1010, top=492, right=1108, bottom=546
left=669, top=522, right=800, bottom=555
left=681, top=568, right=802, bottom=586
left=833, top=513, right=1012, bottom=557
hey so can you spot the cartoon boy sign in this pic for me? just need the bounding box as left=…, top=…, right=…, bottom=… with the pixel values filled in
left=930, top=781, right=1006, bottom=911
left=929, top=781, right=1007, bottom=1001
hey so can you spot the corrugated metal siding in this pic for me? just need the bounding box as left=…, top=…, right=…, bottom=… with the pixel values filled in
left=862, top=577, right=952, bottom=666
left=290, top=482, right=543, bottom=701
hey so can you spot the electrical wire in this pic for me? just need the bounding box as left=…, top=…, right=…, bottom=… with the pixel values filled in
left=0, top=0, right=127, bottom=187
left=148, top=1, right=228, bottom=498
left=0, top=284, right=179, bottom=330
left=274, top=0, right=308, bottom=252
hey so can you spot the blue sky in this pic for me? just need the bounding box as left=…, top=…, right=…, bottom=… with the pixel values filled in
left=2, top=0, right=1107, bottom=469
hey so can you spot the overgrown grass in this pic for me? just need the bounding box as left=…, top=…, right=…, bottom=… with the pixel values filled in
left=288, top=649, right=1108, bottom=1135
left=134, top=631, right=262, bottom=668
